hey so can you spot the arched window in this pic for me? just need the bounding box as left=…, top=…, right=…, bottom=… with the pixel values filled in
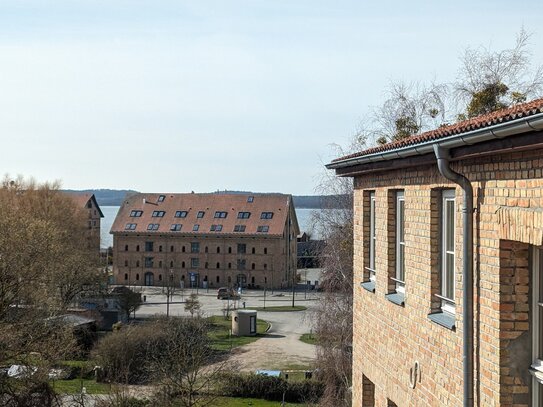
left=251, top=263, right=255, bottom=270
left=252, top=247, right=255, bottom=254
left=159, top=245, right=163, bottom=252
left=136, top=245, right=140, bottom=252
left=159, top=274, right=162, bottom=281
left=124, top=273, right=128, bottom=280
left=136, top=260, right=140, bottom=267
left=217, top=247, right=221, bottom=254
left=124, top=260, right=128, bottom=267
left=251, top=276, right=255, bottom=284
left=181, top=275, right=185, bottom=281
left=228, top=263, right=232, bottom=269
left=136, top=273, right=140, bottom=280
left=159, top=260, right=162, bottom=268
left=264, top=248, right=268, bottom=254
left=170, top=245, right=174, bottom=252
left=182, top=261, right=186, bottom=268
left=264, top=263, right=268, bottom=270
left=124, top=245, right=128, bottom=251
left=216, top=276, right=220, bottom=283
left=182, top=246, right=186, bottom=253
left=170, top=260, right=174, bottom=268
left=228, top=247, right=232, bottom=254
left=205, top=246, right=209, bottom=253
left=216, top=262, right=220, bottom=269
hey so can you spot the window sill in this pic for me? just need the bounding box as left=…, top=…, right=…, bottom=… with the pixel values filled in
left=385, top=292, right=405, bottom=306
left=428, top=311, right=455, bottom=330
left=360, top=281, right=375, bottom=293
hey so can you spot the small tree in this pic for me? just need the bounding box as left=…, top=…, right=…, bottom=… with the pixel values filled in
left=184, top=293, right=201, bottom=317
left=114, top=287, right=141, bottom=321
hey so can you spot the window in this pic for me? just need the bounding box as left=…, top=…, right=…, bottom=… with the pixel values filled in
left=234, top=225, right=246, bottom=232
left=247, top=196, right=254, bottom=203
left=170, top=245, right=174, bottom=252
left=228, top=247, right=232, bottom=254
left=145, top=257, right=154, bottom=268
left=193, top=224, right=200, bottom=231
left=158, top=195, right=165, bottom=202
left=238, top=212, right=251, bottom=219
left=124, top=273, right=128, bottom=281
left=147, top=223, right=159, bottom=230
left=182, top=246, right=186, bottom=253
left=136, top=260, right=140, bottom=267
left=124, top=260, right=128, bottom=267
left=217, top=247, right=221, bottom=254
left=170, top=224, right=182, bottom=231
left=440, top=190, right=456, bottom=314
left=159, top=260, right=162, bottom=268
left=205, top=262, right=208, bottom=269
left=216, top=262, right=220, bottom=269
left=125, top=223, right=137, bottom=230
left=264, top=248, right=268, bottom=254
left=130, top=210, right=143, bottom=217
left=260, top=212, right=273, bottom=219
left=87, top=200, right=92, bottom=209
left=237, top=259, right=246, bottom=270
left=369, top=192, right=376, bottom=282
left=159, top=245, right=163, bottom=252
left=251, top=263, right=255, bottom=270
left=228, top=263, right=231, bottom=269
left=124, top=245, right=128, bottom=251
left=216, top=276, right=220, bottom=283
left=175, top=210, right=188, bottom=218
left=264, top=263, right=267, bottom=270
left=182, top=261, right=186, bottom=268
left=191, top=242, right=200, bottom=253
left=394, top=191, right=405, bottom=293
left=152, top=210, right=166, bottom=217
left=145, top=241, right=154, bottom=252
left=237, top=244, right=247, bottom=254
left=214, top=211, right=228, bottom=218
left=251, top=247, right=255, bottom=254
left=136, top=245, right=140, bottom=252
left=257, top=225, right=269, bottom=233
left=136, top=273, right=140, bottom=280
left=197, top=211, right=205, bottom=218
left=191, top=258, right=199, bottom=268
left=170, top=260, right=174, bottom=268
left=210, top=224, right=223, bottom=232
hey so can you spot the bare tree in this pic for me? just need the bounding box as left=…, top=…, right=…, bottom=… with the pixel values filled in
left=184, top=293, right=201, bottom=317
left=455, top=28, right=543, bottom=118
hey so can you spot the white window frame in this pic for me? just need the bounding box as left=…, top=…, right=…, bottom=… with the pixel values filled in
left=531, top=247, right=543, bottom=405
left=394, top=191, right=405, bottom=293
left=440, top=189, right=456, bottom=315
left=368, top=192, right=376, bottom=282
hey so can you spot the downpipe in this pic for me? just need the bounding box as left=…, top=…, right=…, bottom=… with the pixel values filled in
left=433, top=144, right=474, bottom=407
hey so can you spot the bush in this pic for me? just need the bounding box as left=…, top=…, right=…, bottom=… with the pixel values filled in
left=217, top=372, right=323, bottom=403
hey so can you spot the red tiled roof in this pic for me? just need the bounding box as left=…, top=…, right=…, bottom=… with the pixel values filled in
left=67, top=193, right=92, bottom=208
left=333, top=98, right=543, bottom=163
left=110, top=193, right=298, bottom=237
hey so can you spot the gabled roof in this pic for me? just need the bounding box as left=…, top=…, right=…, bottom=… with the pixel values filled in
left=110, top=193, right=299, bottom=237
left=66, top=193, right=104, bottom=218
left=331, top=97, right=543, bottom=165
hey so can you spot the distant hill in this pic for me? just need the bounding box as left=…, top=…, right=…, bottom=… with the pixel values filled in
left=62, top=189, right=137, bottom=206
left=63, top=189, right=346, bottom=209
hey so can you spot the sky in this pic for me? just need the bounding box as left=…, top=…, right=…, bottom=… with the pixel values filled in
left=0, top=1, right=542, bottom=195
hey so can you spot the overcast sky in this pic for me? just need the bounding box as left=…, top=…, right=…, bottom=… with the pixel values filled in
left=0, top=1, right=542, bottom=195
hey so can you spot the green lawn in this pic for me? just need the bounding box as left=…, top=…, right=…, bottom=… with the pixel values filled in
left=51, top=378, right=111, bottom=394
left=247, top=306, right=307, bottom=312
left=213, top=397, right=302, bottom=406
left=299, top=333, right=317, bottom=345
left=207, top=316, right=269, bottom=351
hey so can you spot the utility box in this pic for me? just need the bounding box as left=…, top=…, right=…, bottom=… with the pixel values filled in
left=232, top=310, right=257, bottom=336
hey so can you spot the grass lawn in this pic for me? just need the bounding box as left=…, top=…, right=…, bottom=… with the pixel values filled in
left=207, top=316, right=269, bottom=351
left=247, top=306, right=307, bottom=312
left=51, top=378, right=111, bottom=394
left=299, top=333, right=317, bottom=345
left=213, top=397, right=302, bottom=406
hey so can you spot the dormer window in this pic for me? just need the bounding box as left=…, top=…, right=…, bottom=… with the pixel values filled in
left=152, top=211, right=166, bottom=217
left=193, top=224, right=200, bottom=231
left=238, top=212, right=251, bottom=219
left=130, top=210, right=143, bottom=217
left=260, top=212, right=274, bottom=219
left=175, top=211, right=188, bottom=218
left=247, top=196, right=254, bottom=203
left=214, top=211, right=228, bottom=218
left=147, top=223, right=160, bottom=231
left=158, top=195, right=165, bottom=202
left=170, top=224, right=182, bottom=231
left=197, top=211, right=205, bottom=218
left=125, top=223, right=137, bottom=230
left=257, top=225, right=269, bottom=233
left=234, top=225, right=246, bottom=232
left=210, top=224, right=223, bottom=232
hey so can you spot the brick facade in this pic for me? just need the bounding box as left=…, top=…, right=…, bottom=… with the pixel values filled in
left=349, top=147, right=543, bottom=406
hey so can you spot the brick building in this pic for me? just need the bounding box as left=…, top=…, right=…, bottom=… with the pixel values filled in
left=110, top=193, right=298, bottom=290
left=67, top=193, right=104, bottom=254
left=327, top=99, right=543, bottom=406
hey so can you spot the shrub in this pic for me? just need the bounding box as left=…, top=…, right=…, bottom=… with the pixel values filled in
left=217, top=372, right=323, bottom=403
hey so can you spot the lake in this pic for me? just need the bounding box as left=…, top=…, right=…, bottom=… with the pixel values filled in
left=100, top=206, right=320, bottom=249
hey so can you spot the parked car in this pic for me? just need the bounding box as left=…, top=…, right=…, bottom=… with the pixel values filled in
left=217, top=287, right=240, bottom=300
